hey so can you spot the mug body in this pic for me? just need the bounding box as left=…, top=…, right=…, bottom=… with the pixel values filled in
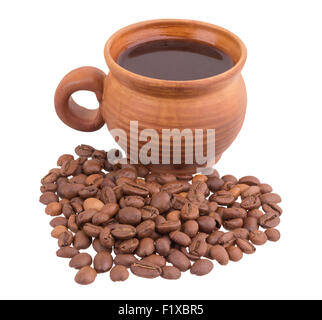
left=102, top=19, right=247, bottom=174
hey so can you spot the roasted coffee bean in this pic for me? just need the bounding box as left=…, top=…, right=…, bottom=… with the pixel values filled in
left=210, top=190, right=235, bottom=205
left=77, top=209, right=97, bottom=225
left=226, top=246, right=243, bottom=262
left=99, top=227, right=115, bottom=248
left=114, top=254, right=138, bottom=268
left=111, top=224, right=136, bottom=240
left=260, top=193, right=282, bottom=205
left=68, top=214, right=78, bottom=233
left=141, top=206, right=159, bottom=220
left=155, top=236, right=171, bottom=256
left=243, top=217, right=259, bottom=232
left=189, top=236, right=208, bottom=257
left=180, top=246, right=200, bottom=261
left=156, top=173, right=176, bottom=185
left=166, top=210, right=181, bottom=221
left=151, top=192, right=171, bottom=213
left=110, top=265, right=129, bottom=282
left=78, top=186, right=98, bottom=198
left=83, top=198, right=104, bottom=211
left=142, top=254, right=166, bottom=267
left=45, top=202, right=62, bottom=216
left=100, top=186, right=117, bottom=205
left=74, top=230, right=92, bottom=250
left=130, top=261, right=161, bottom=278
left=206, top=177, right=224, bottom=192
left=136, top=220, right=156, bottom=238
left=136, top=238, right=155, bottom=257
left=82, top=159, right=102, bottom=175
left=248, top=209, right=264, bottom=220
left=40, top=183, right=57, bottom=193
left=169, top=230, right=191, bottom=246
left=51, top=225, right=68, bottom=239
left=222, top=207, right=247, bottom=220
left=70, top=198, right=84, bottom=213
left=75, top=144, right=94, bottom=157
left=60, top=159, right=79, bottom=177
left=259, top=211, right=280, bottom=228
left=119, top=238, right=139, bottom=254
left=207, top=231, right=224, bottom=245
left=120, top=196, right=145, bottom=208
left=249, top=230, right=268, bottom=245
left=232, top=228, right=249, bottom=240
left=241, top=186, right=261, bottom=198
left=223, top=218, right=244, bottom=230
left=69, top=253, right=92, bottom=269
left=262, top=203, right=283, bottom=216
left=258, top=183, right=273, bottom=194
left=118, top=207, right=142, bottom=226
left=236, top=238, right=256, bottom=254
left=190, top=259, right=213, bottom=276
left=161, top=266, right=181, bottom=280
left=83, top=223, right=103, bottom=238
left=92, top=238, right=110, bottom=253
left=56, top=246, right=79, bottom=258
left=209, top=212, right=223, bottom=229
left=156, top=220, right=181, bottom=234
left=145, top=181, right=161, bottom=195
left=209, top=245, right=229, bottom=265
left=161, top=181, right=185, bottom=194
left=265, top=228, right=281, bottom=242
left=238, top=176, right=260, bottom=186
left=41, top=172, right=58, bottom=185
left=241, top=196, right=261, bottom=210
left=40, top=192, right=59, bottom=205
left=229, top=186, right=242, bottom=199
left=167, top=249, right=191, bottom=271
left=50, top=216, right=68, bottom=228
left=75, top=266, right=97, bottom=285
left=58, top=231, right=74, bottom=247
left=218, top=232, right=235, bottom=247
left=58, top=183, right=84, bottom=200
left=94, top=251, right=113, bottom=273
left=183, top=220, right=199, bottom=238
left=122, top=182, right=149, bottom=197
left=181, top=202, right=199, bottom=220
left=62, top=203, right=74, bottom=219
left=197, top=216, right=216, bottom=233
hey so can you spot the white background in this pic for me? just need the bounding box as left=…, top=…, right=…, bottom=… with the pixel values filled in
left=0, top=0, right=321, bottom=300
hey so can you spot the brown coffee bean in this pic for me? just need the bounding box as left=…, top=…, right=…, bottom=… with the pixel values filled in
left=258, top=183, right=273, bottom=194
left=83, top=198, right=104, bottom=211
left=167, top=249, right=191, bottom=271
left=82, top=159, right=102, bottom=175
left=85, top=174, right=103, bottom=187
left=74, top=230, right=92, bottom=250
left=209, top=212, right=223, bottom=229
left=236, top=238, right=256, bottom=254
left=259, top=211, right=280, bottom=228
left=206, top=177, right=224, bottom=192
left=92, top=238, right=110, bottom=253
left=62, top=203, right=74, bottom=219
left=76, top=209, right=97, bottom=225
left=122, top=182, right=149, bottom=197
left=83, top=223, right=103, bottom=238
left=111, top=224, right=136, bottom=240
left=141, top=206, right=159, bottom=221
left=156, top=220, right=181, bottom=234
left=161, top=181, right=185, bottom=194
left=166, top=210, right=181, bottom=221
left=209, top=245, right=229, bottom=265
left=241, top=196, right=261, bottom=210
left=161, top=266, right=181, bottom=280
left=238, top=176, right=260, bottom=186
left=262, top=203, right=283, bottom=216
left=249, top=230, right=268, bottom=245
left=94, top=251, right=113, bottom=273
left=241, top=186, right=261, bottom=198
left=136, top=220, right=156, bottom=238
left=40, top=192, right=59, bottom=205
left=181, top=202, right=199, bottom=220
left=58, top=231, right=74, bottom=247
left=190, top=259, right=213, bottom=276
left=75, top=144, right=94, bottom=157
left=260, top=193, right=282, bottom=205
left=50, top=216, right=68, bottom=228
left=155, top=236, right=171, bottom=256
left=142, top=254, right=166, bottom=267
left=210, top=190, right=235, bottom=205
left=130, top=261, right=161, bottom=278
left=56, top=246, right=79, bottom=258
left=136, top=238, right=155, bottom=257
left=169, top=230, right=191, bottom=247
left=207, top=231, right=224, bottom=245
left=265, top=228, right=281, bottom=242
left=78, top=186, right=98, bottom=198
left=60, top=159, right=79, bottom=177
left=99, top=227, right=115, bottom=248
left=51, top=225, right=68, bottom=239
left=197, top=216, right=216, bottom=233
left=119, top=238, right=139, bottom=254
left=58, top=183, right=85, bottom=200
left=45, top=202, right=62, bottom=216
left=232, top=228, right=249, bottom=240
left=222, top=208, right=247, bottom=220
left=223, top=218, right=244, bottom=230
left=69, top=253, right=92, bottom=269
left=183, top=220, right=199, bottom=238
left=40, top=183, right=57, bottom=193
left=75, top=266, right=97, bottom=285
left=41, top=172, right=59, bottom=185
left=120, top=196, right=145, bottom=209
left=110, top=265, right=129, bottom=282
left=248, top=209, right=264, bottom=220
left=118, top=207, right=142, bottom=225
left=114, top=254, right=138, bottom=268
left=243, top=216, right=259, bottom=232
left=151, top=192, right=171, bottom=213
left=218, top=232, right=235, bottom=247
left=226, top=246, right=243, bottom=262
left=189, top=236, right=208, bottom=257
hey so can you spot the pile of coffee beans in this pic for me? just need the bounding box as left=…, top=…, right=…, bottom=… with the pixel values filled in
left=40, top=145, right=282, bottom=285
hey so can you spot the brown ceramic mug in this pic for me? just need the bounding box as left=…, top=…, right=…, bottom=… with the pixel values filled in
left=54, top=19, right=247, bottom=174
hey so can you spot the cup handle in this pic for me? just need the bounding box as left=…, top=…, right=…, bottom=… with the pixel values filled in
left=54, top=66, right=106, bottom=132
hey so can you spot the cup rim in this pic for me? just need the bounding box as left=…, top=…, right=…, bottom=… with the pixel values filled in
left=104, top=19, right=247, bottom=89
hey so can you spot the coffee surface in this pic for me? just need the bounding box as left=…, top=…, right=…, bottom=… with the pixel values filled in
left=117, top=39, right=234, bottom=80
